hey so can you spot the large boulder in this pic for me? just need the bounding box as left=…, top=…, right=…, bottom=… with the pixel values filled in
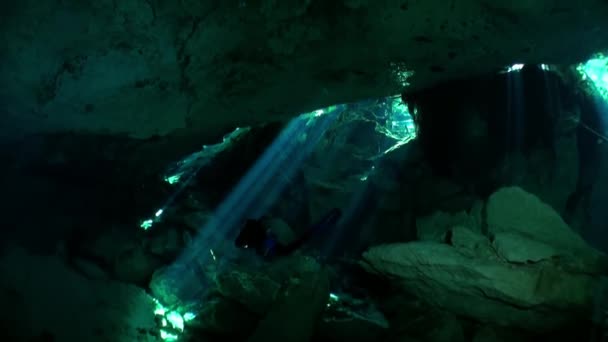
left=362, top=187, right=607, bottom=332
left=486, top=187, right=608, bottom=272
left=246, top=268, right=330, bottom=342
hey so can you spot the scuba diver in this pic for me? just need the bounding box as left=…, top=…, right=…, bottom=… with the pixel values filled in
left=235, top=208, right=342, bottom=258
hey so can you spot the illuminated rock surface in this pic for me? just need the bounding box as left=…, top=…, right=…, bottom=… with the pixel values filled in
left=362, top=187, right=607, bottom=332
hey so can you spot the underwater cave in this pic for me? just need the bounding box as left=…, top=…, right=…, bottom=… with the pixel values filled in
left=3, top=1, right=608, bottom=342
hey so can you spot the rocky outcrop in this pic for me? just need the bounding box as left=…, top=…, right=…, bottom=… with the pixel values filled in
left=362, top=186, right=607, bottom=332
left=486, top=187, right=607, bottom=272
left=2, top=1, right=608, bottom=139
left=148, top=254, right=389, bottom=341
left=246, top=268, right=330, bottom=342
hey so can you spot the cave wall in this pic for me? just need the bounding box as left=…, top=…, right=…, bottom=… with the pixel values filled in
left=2, top=0, right=608, bottom=141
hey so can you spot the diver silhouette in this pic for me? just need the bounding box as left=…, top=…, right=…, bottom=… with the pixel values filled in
left=235, top=208, right=342, bottom=258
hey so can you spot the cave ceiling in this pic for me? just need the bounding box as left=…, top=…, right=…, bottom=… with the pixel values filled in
left=1, top=0, right=608, bottom=140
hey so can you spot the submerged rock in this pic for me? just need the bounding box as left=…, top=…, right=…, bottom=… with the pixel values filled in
left=0, top=246, right=157, bottom=341
left=167, top=254, right=385, bottom=341
left=190, top=297, right=258, bottom=338
left=472, top=325, right=533, bottom=342
left=486, top=186, right=608, bottom=273
left=418, top=311, right=465, bottom=342
left=318, top=291, right=389, bottom=342
left=113, top=245, right=163, bottom=285
left=146, top=228, right=182, bottom=257
left=362, top=187, right=606, bottom=332
left=215, top=269, right=281, bottom=315
left=247, top=268, right=330, bottom=342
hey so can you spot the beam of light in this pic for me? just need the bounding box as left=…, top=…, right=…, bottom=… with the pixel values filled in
left=502, top=63, right=555, bottom=74
left=310, top=100, right=415, bottom=256
left=297, top=96, right=418, bottom=258
left=155, top=104, right=346, bottom=307
left=145, top=96, right=421, bottom=336
left=505, top=63, right=525, bottom=155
